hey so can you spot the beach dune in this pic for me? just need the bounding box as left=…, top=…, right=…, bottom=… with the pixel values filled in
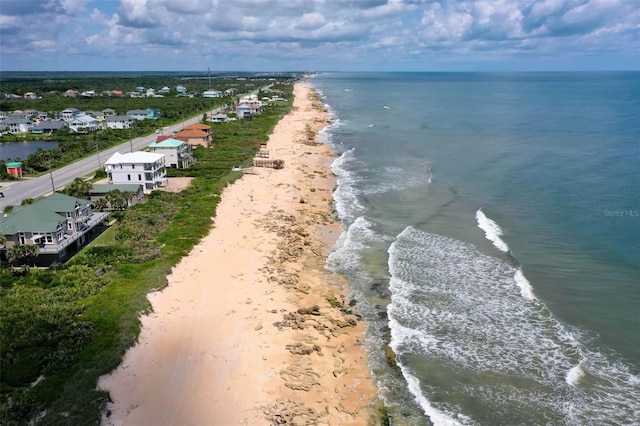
left=99, top=82, right=377, bottom=425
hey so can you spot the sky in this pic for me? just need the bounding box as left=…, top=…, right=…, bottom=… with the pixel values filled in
left=0, top=0, right=638, bottom=72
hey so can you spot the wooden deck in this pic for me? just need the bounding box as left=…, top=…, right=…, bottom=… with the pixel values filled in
left=252, top=159, right=284, bottom=169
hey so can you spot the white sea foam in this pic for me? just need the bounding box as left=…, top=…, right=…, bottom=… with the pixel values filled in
left=514, top=268, right=535, bottom=300
left=387, top=314, right=466, bottom=426
left=359, top=162, right=432, bottom=196
left=400, top=364, right=465, bottom=426
left=330, top=149, right=365, bottom=223
left=386, top=226, right=640, bottom=424
left=476, top=208, right=510, bottom=252
left=326, top=216, right=376, bottom=272
left=566, top=363, right=585, bottom=386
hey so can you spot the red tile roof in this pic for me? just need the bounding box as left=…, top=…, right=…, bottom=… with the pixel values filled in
left=156, top=135, right=188, bottom=143
left=175, top=129, right=209, bottom=138
left=184, top=123, right=211, bottom=131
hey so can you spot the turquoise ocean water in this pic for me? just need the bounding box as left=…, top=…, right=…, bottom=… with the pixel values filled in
left=310, top=72, right=639, bottom=425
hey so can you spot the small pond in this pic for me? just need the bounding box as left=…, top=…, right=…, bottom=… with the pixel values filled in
left=0, top=141, right=61, bottom=160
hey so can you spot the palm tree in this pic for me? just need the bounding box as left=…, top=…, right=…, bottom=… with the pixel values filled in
left=93, top=198, right=108, bottom=211
left=6, top=244, right=40, bottom=266
left=106, top=189, right=131, bottom=211
left=62, top=177, right=92, bottom=198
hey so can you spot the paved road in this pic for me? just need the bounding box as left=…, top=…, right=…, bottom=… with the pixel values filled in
left=1, top=106, right=226, bottom=209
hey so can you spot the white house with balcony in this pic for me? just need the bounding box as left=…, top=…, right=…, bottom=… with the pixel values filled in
left=69, top=113, right=99, bottom=133
left=105, top=151, right=167, bottom=193
left=61, top=108, right=82, bottom=121
left=126, top=109, right=151, bottom=120
left=4, top=118, right=33, bottom=134
left=106, top=115, right=135, bottom=129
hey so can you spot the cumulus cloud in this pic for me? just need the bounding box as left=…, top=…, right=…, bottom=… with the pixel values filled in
left=0, top=0, right=637, bottom=71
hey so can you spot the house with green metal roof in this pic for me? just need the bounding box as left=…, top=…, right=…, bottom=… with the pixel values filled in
left=0, top=192, right=109, bottom=266
left=148, top=138, right=195, bottom=169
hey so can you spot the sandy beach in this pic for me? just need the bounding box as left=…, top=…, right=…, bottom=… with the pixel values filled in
left=99, top=82, right=378, bottom=425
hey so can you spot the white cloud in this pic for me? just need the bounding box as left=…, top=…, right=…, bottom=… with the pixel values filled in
left=295, top=12, right=326, bottom=30
left=0, top=0, right=637, bottom=71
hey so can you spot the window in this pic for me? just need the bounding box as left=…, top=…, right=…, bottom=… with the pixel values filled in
left=127, top=174, right=131, bottom=181
left=138, top=174, right=142, bottom=181
left=132, top=164, right=135, bottom=169
left=68, top=222, right=73, bottom=231
left=19, top=232, right=26, bottom=244
left=120, top=164, right=123, bottom=169
left=45, top=233, right=53, bottom=243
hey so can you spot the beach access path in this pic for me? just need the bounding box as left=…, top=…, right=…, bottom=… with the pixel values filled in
left=98, top=82, right=378, bottom=425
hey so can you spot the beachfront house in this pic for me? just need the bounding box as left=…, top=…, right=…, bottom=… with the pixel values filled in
left=210, top=113, right=229, bottom=123
left=148, top=138, right=195, bottom=169
left=174, top=128, right=211, bottom=148
left=0, top=192, right=109, bottom=266
left=236, top=102, right=261, bottom=119
left=236, top=103, right=252, bottom=119
left=105, top=151, right=167, bottom=193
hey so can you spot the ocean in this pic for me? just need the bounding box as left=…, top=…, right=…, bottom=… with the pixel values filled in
left=310, top=72, right=639, bottom=425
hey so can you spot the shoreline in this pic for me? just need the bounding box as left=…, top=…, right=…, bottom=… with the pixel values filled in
left=98, top=81, right=379, bottom=425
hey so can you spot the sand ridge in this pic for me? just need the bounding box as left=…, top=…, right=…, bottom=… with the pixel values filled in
left=99, top=82, right=378, bottom=425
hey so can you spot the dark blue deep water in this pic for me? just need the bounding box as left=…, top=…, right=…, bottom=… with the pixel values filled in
left=311, top=72, right=639, bottom=425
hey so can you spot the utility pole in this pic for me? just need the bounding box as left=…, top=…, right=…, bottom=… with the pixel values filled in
left=96, top=141, right=102, bottom=168
left=129, top=126, right=133, bottom=153
left=48, top=162, right=55, bottom=192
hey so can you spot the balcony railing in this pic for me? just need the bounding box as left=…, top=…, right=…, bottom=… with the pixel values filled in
left=37, top=212, right=110, bottom=254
